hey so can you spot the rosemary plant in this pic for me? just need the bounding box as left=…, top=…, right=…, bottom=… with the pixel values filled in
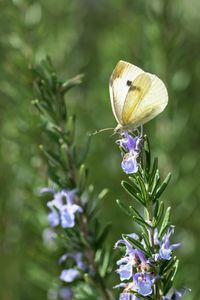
left=114, top=130, right=189, bottom=300
left=31, top=58, right=114, bottom=300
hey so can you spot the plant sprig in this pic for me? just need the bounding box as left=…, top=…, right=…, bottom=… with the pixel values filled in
left=31, top=57, right=114, bottom=300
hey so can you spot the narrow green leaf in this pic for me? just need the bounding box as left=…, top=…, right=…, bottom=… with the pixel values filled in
left=159, top=207, right=171, bottom=238
left=154, top=199, right=160, bottom=218
left=77, top=135, right=91, bottom=166
left=150, top=157, right=158, bottom=186
left=133, top=216, right=153, bottom=230
left=155, top=173, right=171, bottom=200
left=32, top=99, right=55, bottom=123
left=144, top=135, right=151, bottom=173
left=141, top=232, right=152, bottom=253
left=140, top=222, right=149, bottom=238
left=40, top=145, right=62, bottom=167
left=80, top=232, right=91, bottom=248
left=171, top=259, right=179, bottom=281
left=48, top=166, right=62, bottom=187
left=122, top=181, right=145, bottom=206
left=163, top=269, right=174, bottom=295
left=116, top=199, right=132, bottom=217
left=45, top=126, right=60, bottom=143
left=60, top=143, right=70, bottom=170
left=61, top=74, right=84, bottom=94
left=163, top=260, right=179, bottom=295
left=99, top=250, right=111, bottom=277
left=154, top=201, right=165, bottom=227
left=126, top=236, right=150, bottom=256
left=129, top=206, right=143, bottom=220
left=67, top=114, right=76, bottom=143
left=136, top=176, right=147, bottom=202
left=98, top=188, right=109, bottom=200
left=128, top=176, right=141, bottom=193
left=77, top=164, right=88, bottom=192
left=96, top=223, right=111, bottom=248
left=150, top=170, right=160, bottom=197
left=161, top=257, right=177, bottom=275
left=143, top=207, right=149, bottom=221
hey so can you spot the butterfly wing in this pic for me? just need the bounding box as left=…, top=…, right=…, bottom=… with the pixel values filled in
left=122, top=73, right=151, bottom=124
left=126, top=73, right=168, bottom=128
left=109, top=60, right=144, bottom=125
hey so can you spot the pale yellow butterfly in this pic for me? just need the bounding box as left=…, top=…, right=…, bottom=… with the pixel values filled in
left=109, top=60, right=168, bottom=132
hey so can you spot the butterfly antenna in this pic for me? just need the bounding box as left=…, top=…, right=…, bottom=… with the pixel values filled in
left=89, top=128, right=114, bottom=136
left=110, top=130, right=118, bottom=137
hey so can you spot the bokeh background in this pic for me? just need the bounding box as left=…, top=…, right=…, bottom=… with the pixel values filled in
left=1, top=0, right=200, bottom=299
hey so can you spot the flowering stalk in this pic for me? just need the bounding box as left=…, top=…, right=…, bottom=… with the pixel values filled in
left=31, top=57, right=113, bottom=300
left=114, top=129, right=189, bottom=300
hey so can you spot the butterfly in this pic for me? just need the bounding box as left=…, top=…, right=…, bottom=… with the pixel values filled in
left=109, top=60, right=168, bottom=132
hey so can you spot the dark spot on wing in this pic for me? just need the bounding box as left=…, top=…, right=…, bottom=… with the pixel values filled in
left=130, top=85, right=141, bottom=92
left=126, top=80, right=141, bottom=92
left=126, top=80, right=132, bottom=86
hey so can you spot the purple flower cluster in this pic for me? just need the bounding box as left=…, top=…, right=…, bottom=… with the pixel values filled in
left=41, top=188, right=86, bottom=287
left=41, top=188, right=82, bottom=228
left=114, top=228, right=183, bottom=300
left=114, top=234, right=155, bottom=299
left=117, top=133, right=143, bottom=174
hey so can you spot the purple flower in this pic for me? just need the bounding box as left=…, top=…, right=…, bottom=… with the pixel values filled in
left=59, top=287, right=73, bottom=300
left=42, top=228, right=57, bottom=249
left=48, top=209, right=60, bottom=227
left=117, top=133, right=141, bottom=152
left=116, top=258, right=133, bottom=281
left=59, top=252, right=85, bottom=270
left=60, top=203, right=82, bottom=228
left=46, top=189, right=82, bottom=228
left=115, top=234, right=146, bottom=281
left=174, top=288, right=191, bottom=299
left=40, top=187, right=55, bottom=195
left=59, top=252, right=85, bottom=283
left=117, top=133, right=142, bottom=174
left=163, top=288, right=191, bottom=300
left=115, top=233, right=139, bottom=253
left=60, top=268, right=80, bottom=282
left=159, top=226, right=180, bottom=260
left=120, top=293, right=140, bottom=300
left=121, top=153, right=139, bottom=174
left=134, top=273, right=154, bottom=296
left=115, top=282, right=140, bottom=300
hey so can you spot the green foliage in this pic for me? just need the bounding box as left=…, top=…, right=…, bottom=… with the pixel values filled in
left=1, top=1, right=199, bottom=299
left=32, top=58, right=114, bottom=300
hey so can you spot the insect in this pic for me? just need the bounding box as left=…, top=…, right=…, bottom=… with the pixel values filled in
left=109, top=60, right=168, bottom=132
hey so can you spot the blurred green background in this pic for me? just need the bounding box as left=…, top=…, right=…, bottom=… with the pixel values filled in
left=0, top=0, right=199, bottom=299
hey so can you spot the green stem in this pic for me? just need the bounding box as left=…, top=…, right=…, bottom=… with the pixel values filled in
left=97, top=273, right=112, bottom=300
left=146, top=202, right=161, bottom=300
